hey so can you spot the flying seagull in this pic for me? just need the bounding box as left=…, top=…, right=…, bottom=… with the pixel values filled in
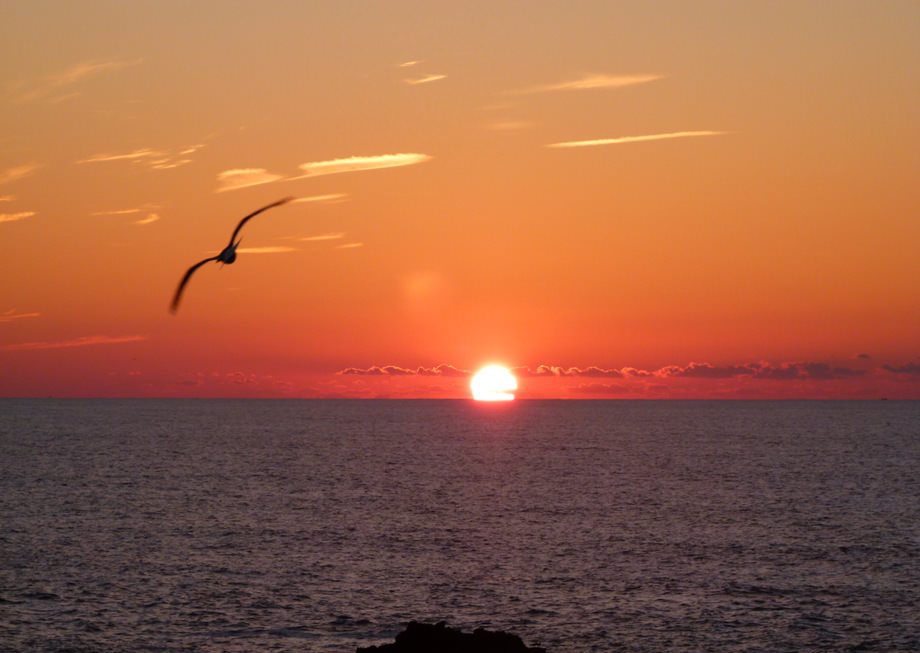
left=170, top=197, right=294, bottom=313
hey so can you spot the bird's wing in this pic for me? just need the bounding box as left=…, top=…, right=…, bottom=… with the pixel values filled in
left=227, top=196, right=295, bottom=247
left=170, top=255, right=220, bottom=313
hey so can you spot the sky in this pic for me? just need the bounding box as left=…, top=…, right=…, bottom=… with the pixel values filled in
left=1, top=0, right=918, bottom=398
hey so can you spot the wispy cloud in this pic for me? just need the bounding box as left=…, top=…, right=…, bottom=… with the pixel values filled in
left=0, top=195, right=14, bottom=202
left=216, top=168, right=286, bottom=193
left=235, top=246, right=297, bottom=254
left=296, top=232, right=346, bottom=242
left=510, top=73, right=662, bottom=95
left=0, top=211, right=35, bottom=224
left=135, top=213, right=160, bottom=225
left=0, top=309, right=41, bottom=323
left=216, top=153, right=431, bottom=193
left=297, top=153, right=431, bottom=178
left=92, top=203, right=160, bottom=217
left=336, top=242, right=364, bottom=249
left=404, top=74, right=446, bottom=85
left=398, top=60, right=421, bottom=68
left=548, top=131, right=726, bottom=148
left=0, top=163, right=40, bottom=186
left=13, top=58, right=143, bottom=103
left=1, top=334, right=146, bottom=352
left=77, top=144, right=204, bottom=170
left=292, top=193, right=348, bottom=204
left=78, top=148, right=162, bottom=163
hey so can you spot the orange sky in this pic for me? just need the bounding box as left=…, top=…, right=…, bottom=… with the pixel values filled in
left=1, top=1, right=918, bottom=398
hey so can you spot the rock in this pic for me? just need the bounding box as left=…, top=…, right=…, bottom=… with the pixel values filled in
left=356, top=621, right=547, bottom=652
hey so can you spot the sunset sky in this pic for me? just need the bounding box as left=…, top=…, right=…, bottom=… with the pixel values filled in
left=1, top=1, right=918, bottom=398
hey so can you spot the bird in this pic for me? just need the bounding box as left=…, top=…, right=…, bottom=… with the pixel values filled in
left=170, top=197, right=294, bottom=313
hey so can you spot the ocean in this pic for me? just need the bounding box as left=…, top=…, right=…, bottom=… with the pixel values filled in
left=1, top=399, right=918, bottom=652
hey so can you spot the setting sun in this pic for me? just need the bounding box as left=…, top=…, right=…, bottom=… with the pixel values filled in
left=470, top=365, right=518, bottom=401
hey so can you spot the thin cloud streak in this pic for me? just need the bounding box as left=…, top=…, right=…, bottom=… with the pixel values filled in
left=0, top=164, right=40, bottom=186
left=92, top=203, right=160, bottom=217
left=13, top=58, right=143, bottom=103
left=486, top=121, right=535, bottom=131
left=1, top=334, right=146, bottom=352
left=0, top=309, right=41, bottom=323
left=78, top=148, right=163, bottom=163
left=235, top=246, right=297, bottom=254
left=217, top=153, right=431, bottom=192
left=216, top=168, right=286, bottom=193
left=398, top=60, right=421, bottom=68
left=404, top=74, right=446, bottom=85
left=134, top=213, right=160, bottom=225
left=297, top=232, right=346, bottom=242
left=293, top=193, right=349, bottom=204
left=0, top=195, right=14, bottom=202
left=0, top=212, right=35, bottom=224
left=510, top=73, right=662, bottom=95
left=548, top=131, right=726, bottom=148
left=336, top=242, right=364, bottom=249
left=77, top=144, right=204, bottom=170
left=296, top=153, right=431, bottom=178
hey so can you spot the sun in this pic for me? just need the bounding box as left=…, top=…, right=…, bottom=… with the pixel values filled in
left=470, top=364, right=518, bottom=401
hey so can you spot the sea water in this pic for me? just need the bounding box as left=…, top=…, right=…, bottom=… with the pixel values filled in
left=1, top=399, right=918, bottom=652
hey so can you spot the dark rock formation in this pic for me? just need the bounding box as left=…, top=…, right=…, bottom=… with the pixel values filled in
left=357, top=621, right=547, bottom=652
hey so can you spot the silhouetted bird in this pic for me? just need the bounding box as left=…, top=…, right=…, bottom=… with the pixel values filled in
left=170, top=197, right=293, bottom=313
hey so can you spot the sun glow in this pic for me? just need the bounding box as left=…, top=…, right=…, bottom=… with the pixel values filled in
left=470, top=365, right=518, bottom=401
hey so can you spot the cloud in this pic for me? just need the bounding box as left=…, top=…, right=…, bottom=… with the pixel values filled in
left=339, top=364, right=471, bottom=377
left=748, top=362, right=866, bottom=381
left=216, top=168, right=286, bottom=193
left=297, top=153, right=431, bottom=178
left=548, top=131, right=725, bottom=149
left=93, top=208, right=143, bottom=216
left=78, top=148, right=163, bottom=164
left=510, top=73, right=662, bottom=95
left=657, top=362, right=755, bottom=379
left=235, top=246, right=297, bottom=254
left=297, top=232, right=346, bottom=242
left=337, top=360, right=871, bottom=382
left=1, top=334, right=146, bottom=352
left=0, top=163, right=40, bottom=186
left=485, top=121, right=535, bottom=131
left=135, top=213, right=160, bottom=225
left=217, top=153, right=431, bottom=192
left=655, top=361, right=865, bottom=381
left=292, top=193, right=348, bottom=204
left=92, top=203, right=160, bottom=216
left=77, top=144, right=204, bottom=171
left=336, top=242, right=364, bottom=249
left=0, top=211, right=35, bottom=224
left=513, top=365, right=624, bottom=378
left=404, top=74, right=446, bottom=85
left=398, top=60, right=421, bottom=68
left=882, top=363, right=920, bottom=376
left=0, top=195, right=14, bottom=202
left=13, top=58, right=143, bottom=103
left=0, top=309, right=41, bottom=323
